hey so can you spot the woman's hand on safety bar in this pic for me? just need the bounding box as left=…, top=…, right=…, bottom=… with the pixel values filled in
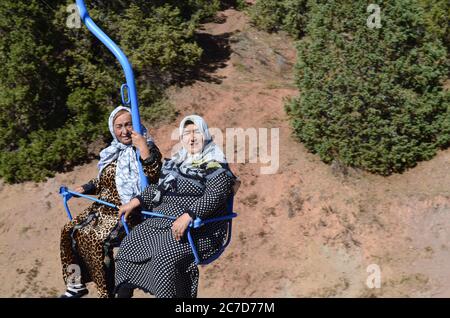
left=171, top=213, right=193, bottom=241
left=74, top=186, right=85, bottom=194
left=118, top=197, right=141, bottom=221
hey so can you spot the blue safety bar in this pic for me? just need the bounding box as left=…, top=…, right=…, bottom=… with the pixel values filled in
left=75, top=0, right=147, bottom=190
left=139, top=196, right=237, bottom=265
left=59, top=186, right=237, bottom=265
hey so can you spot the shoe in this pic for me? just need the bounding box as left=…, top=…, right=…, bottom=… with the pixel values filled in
left=60, top=287, right=89, bottom=298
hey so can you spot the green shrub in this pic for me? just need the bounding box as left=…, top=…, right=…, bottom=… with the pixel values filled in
left=286, top=0, right=450, bottom=175
left=0, top=1, right=68, bottom=151
left=419, top=0, right=450, bottom=51
left=249, top=0, right=309, bottom=38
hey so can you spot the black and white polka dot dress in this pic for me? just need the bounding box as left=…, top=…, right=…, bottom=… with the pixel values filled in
left=114, top=166, right=235, bottom=298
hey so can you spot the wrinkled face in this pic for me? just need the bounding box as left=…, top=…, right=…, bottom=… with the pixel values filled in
left=113, top=112, right=133, bottom=145
left=181, top=123, right=204, bottom=155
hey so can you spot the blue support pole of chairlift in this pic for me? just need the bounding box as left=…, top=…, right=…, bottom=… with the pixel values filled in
left=75, top=0, right=148, bottom=191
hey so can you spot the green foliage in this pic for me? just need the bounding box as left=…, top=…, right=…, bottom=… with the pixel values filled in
left=249, top=0, right=309, bottom=38
left=286, top=0, right=450, bottom=175
left=0, top=1, right=68, bottom=151
left=141, top=98, right=178, bottom=125
left=419, top=0, right=450, bottom=51
left=118, top=4, right=202, bottom=79
left=220, top=0, right=248, bottom=11
left=0, top=0, right=220, bottom=183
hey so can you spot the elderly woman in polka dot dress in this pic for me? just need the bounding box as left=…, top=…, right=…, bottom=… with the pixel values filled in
left=115, top=115, right=238, bottom=298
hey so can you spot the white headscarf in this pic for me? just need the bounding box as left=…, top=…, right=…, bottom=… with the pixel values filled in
left=97, top=106, right=153, bottom=204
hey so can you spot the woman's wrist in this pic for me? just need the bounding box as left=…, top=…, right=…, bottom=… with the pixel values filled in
left=125, top=197, right=140, bottom=210
left=134, top=195, right=145, bottom=208
left=81, top=183, right=95, bottom=194
left=185, top=209, right=196, bottom=220
left=138, top=146, right=149, bottom=159
left=140, top=148, right=156, bottom=165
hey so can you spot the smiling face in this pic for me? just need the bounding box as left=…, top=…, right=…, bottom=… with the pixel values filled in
left=181, top=123, right=204, bottom=155
left=113, top=111, right=133, bottom=145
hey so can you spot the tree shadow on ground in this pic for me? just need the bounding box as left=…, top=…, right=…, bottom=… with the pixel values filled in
left=178, top=31, right=233, bottom=86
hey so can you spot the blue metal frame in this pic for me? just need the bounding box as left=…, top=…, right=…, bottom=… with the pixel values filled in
left=140, top=196, right=237, bottom=265
left=59, top=187, right=237, bottom=265
left=59, top=186, right=129, bottom=229
left=75, top=0, right=147, bottom=190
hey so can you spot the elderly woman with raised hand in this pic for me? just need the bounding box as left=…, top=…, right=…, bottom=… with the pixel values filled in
left=115, top=115, right=237, bottom=298
left=59, top=106, right=162, bottom=298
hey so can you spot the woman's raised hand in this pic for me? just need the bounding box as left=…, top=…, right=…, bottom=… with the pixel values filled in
left=118, top=197, right=141, bottom=221
left=131, top=130, right=150, bottom=160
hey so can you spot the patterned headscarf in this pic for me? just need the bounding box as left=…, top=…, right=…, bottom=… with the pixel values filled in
left=172, top=114, right=226, bottom=168
left=97, top=106, right=153, bottom=204
left=152, top=115, right=228, bottom=203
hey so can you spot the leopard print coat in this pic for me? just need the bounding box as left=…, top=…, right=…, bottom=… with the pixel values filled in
left=60, top=145, right=162, bottom=298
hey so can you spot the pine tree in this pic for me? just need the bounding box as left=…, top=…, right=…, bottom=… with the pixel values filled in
left=0, top=0, right=68, bottom=151
left=286, top=0, right=449, bottom=175
left=419, top=0, right=450, bottom=51
left=249, top=0, right=309, bottom=38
